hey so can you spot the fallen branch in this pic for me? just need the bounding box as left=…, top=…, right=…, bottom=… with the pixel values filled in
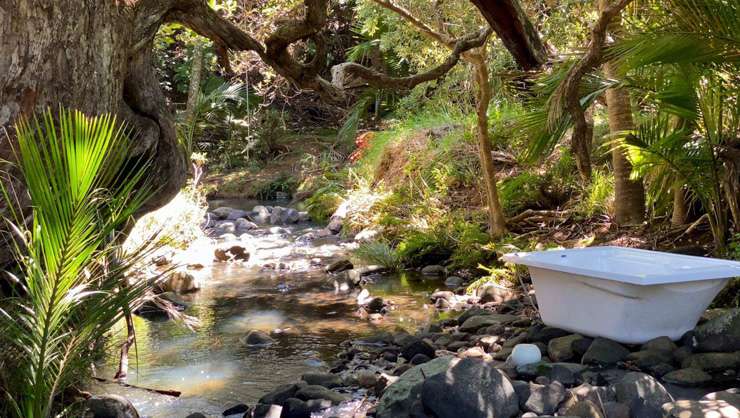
left=507, top=209, right=571, bottom=225
left=92, top=377, right=181, bottom=398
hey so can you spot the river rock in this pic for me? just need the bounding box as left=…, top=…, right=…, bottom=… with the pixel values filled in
left=161, top=269, right=199, bottom=294
left=459, top=314, right=519, bottom=332
left=243, top=330, right=275, bottom=346
left=84, top=395, right=139, bottom=418
left=641, top=336, right=678, bottom=353
left=376, top=356, right=459, bottom=418
left=563, top=399, right=604, bottom=418
left=222, top=403, right=249, bottom=415
left=258, top=383, right=301, bottom=405
left=478, top=285, right=517, bottom=304
left=214, top=221, right=236, bottom=235
left=526, top=324, right=571, bottom=343
left=524, top=380, right=566, bottom=415
left=298, top=211, right=311, bottom=222
left=626, top=349, right=674, bottom=369
left=226, top=209, right=251, bottom=221
left=235, top=218, right=258, bottom=231
left=444, top=276, right=464, bottom=288
left=214, top=243, right=250, bottom=262
left=681, top=351, right=740, bottom=371
left=326, top=216, right=343, bottom=234
left=662, top=399, right=740, bottom=418
left=212, top=206, right=235, bottom=220
left=251, top=404, right=283, bottom=418
left=613, top=372, right=671, bottom=414
left=421, top=357, right=519, bottom=418
left=548, top=334, right=585, bottom=362
left=695, top=308, right=740, bottom=352
left=295, top=385, right=348, bottom=404
left=301, top=372, right=342, bottom=389
left=401, top=337, right=435, bottom=360
left=421, top=264, right=446, bottom=276
left=581, top=337, right=629, bottom=366
left=184, top=414, right=206, bottom=418
left=558, top=382, right=614, bottom=414
left=662, top=368, right=712, bottom=386
left=325, top=259, right=353, bottom=273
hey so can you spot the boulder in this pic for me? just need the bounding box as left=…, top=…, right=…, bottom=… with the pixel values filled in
left=444, top=276, right=464, bottom=288
left=457, top=307, right=492, bottom=324
left=251, top=404, right=283, bottom=418
left=558, top=383, right=614, bottom=415
left=325, top=259, right=353, bottom=273
left=401, top=337, right=436, bottom=360
left=661, top=368, right=712, bottom=386
left=283, top=208, right=300, bottom=224
left=222, top=403, right=249, bottom=415
left=526, top=324, right=571, bottom=343
left=478, top=285, right=517, bottom=304
left=548, top=334, right=585, bottom=362
left=211, top=206, right=235, bottom=219
left=459, top=314, right=519, bottom=332
left=226, top=209, right=251, bottom=221
left=641, top=336, right=678, bottom=353
left=421, top=264, right=446, bottom=277
left=301, top=372, right=342, bottom=389
left=294, top=385, right=348, bottom=404
left=524, top=381, right=566, bottom=415
left=613, top=372, right=672, bottom=414
left=626, top=349, right=674, bottom=370
left=326, top=216, right=343, bottom=234
left=161, top=269, right=199, bottom=294
left=243, top=330, right=275, bottom=346
left=235, top=218, right=258, bottom=231
left=84, top=395, right=139, bottom=418
left=695, top=308, right=740, bottom=352
left=581, top=337, right=629, bottom=366
left=376, top=356, right=459, bottom=418
left=421, top=357, right=520, bottom=418
left=681, top=351, right=740, bottom=371
left=258, top=383, right=301, bottom=405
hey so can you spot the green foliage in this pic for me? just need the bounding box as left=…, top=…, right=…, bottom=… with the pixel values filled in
left=0, top=108, right=159, bottom=417
left=498, top=172, right=546, bottom=217
left=256, top=174, right=298, bottom=200
left=466, top=265, right=516, bottom=295
left=395, top=229, right=452, bottom=268
left=576, top=170, right=615, bottom=218
left=352, top=241, right=402, bottom=271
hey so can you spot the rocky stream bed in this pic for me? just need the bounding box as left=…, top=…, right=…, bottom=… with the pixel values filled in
left=86, top=202, right=740, bottom=418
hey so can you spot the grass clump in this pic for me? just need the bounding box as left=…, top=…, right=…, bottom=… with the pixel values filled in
left=352, top=241, right=402, bottom=271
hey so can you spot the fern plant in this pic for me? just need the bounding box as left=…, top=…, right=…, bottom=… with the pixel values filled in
left=0, top=108, right=159, bottom=417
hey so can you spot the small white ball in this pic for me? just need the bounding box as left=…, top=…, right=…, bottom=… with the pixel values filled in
left=511, top=343, right=542, bottom=366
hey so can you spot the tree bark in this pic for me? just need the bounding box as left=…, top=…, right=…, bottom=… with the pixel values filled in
left=672, top=184, right=688, bottom=226
left=468, top=0, right=547, bottom=70
left=599, top=0, right=645, bottom=225
left=184, top=42, right=205, bottom=123
left=473, top=59, right=508, bottom=238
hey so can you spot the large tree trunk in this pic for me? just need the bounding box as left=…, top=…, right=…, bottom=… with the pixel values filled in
left=603, top=68, right=646, bottom=225
left=0, top=1, right=187, bottom=211
left=599, top=0, right=645, bottom=225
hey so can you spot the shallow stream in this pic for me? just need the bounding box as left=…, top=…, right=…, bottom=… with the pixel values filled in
left=92, top=200, right=442, bottom=417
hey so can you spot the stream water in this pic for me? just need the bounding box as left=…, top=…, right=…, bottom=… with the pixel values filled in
left=92, top=200, right=442, bottom=417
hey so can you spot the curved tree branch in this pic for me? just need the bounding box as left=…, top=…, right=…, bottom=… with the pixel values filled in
left=549, top=0, right=634, bottom=180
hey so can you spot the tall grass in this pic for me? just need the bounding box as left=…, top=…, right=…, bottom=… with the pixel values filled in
left=0, top=108, right=159, bottom=417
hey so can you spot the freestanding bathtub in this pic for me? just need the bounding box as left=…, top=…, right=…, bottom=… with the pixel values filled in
left=502, top=246, right=740, bottom=344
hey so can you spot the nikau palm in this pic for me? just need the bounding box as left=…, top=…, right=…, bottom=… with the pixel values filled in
left=0, top=108, right=160, bottom=417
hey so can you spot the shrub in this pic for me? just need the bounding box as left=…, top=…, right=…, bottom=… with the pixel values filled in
left=0, top=109, right=161, bottom=417
left=577, top=169, right=615, bottom=218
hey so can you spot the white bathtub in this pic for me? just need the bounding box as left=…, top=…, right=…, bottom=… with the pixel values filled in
left=502, top=246, right=740, bottom=344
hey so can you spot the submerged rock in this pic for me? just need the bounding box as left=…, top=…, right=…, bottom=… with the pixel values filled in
left=222, top=403, right=249, bottom=415
left=421, top=264, right=446, bottom=276
left=243, top=330, right=275, bottom=347
left=325, top=258, right=353, bottom=273
left=84, top=395, right=139, bottom=418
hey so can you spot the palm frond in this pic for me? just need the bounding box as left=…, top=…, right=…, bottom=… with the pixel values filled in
left=0, top=108, right=160, bottom=418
